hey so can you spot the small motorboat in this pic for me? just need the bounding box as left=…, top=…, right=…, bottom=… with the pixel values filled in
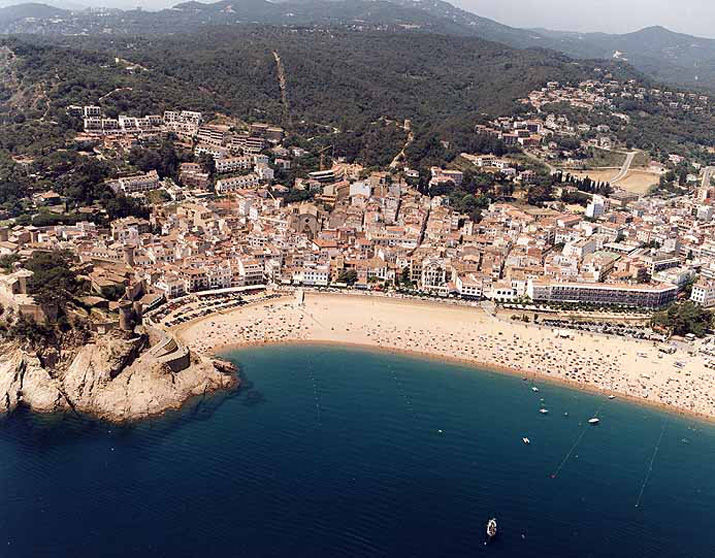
left=608, top=395, right=616, bottom=400
left=486, top=518, right=497, bottom=541
left=522, top=437, right=531, bottom=445
left=588, top=417, right=600, bottom=425
left=539, top=408, right=549, bottom=415
left=531, top=387, right=539, bottom=392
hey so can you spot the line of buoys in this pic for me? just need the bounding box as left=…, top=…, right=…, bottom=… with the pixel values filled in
left=550, top=399, right=606, bottom=478
left=635, top=420, right=667, bottom=508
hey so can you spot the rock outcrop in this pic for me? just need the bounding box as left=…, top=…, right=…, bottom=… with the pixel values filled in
left=0, top=332, right=237, bottom=422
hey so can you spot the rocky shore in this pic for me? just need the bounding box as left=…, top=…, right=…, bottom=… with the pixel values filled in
left=0, top=332, right=238, bottom=423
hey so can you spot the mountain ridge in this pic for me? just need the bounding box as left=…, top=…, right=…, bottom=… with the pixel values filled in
left=2, top=0, right=715, bottom=89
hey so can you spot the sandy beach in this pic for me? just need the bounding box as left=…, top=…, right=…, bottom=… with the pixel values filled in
left=174, top=292, right=715, bottom=421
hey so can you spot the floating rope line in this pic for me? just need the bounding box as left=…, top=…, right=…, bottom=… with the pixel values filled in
left=635, top=420, right=667, bottom=508
left=551, top=400, right=606, bottom=479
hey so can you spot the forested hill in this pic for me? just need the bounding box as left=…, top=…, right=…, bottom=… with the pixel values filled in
left=1, top=26, right=612, bottom=162
left=2, top=0, right=715, bottom=90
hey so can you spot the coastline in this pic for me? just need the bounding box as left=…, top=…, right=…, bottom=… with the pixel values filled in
left=222, top=339, right=715, bottom=425
left=0, top=333, right=240, bottom=425
left=174, top=292, right=715, bottom=425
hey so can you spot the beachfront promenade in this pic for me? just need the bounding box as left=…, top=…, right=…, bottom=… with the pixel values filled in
left=173, top=292, right=715, bottom=421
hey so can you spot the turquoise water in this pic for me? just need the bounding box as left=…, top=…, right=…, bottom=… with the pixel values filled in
left=1, top=344, right=714, bottom=557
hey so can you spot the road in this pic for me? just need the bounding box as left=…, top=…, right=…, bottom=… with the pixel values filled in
left=271, top=51, right=291, bottom=126
left=99, top=87, right=133, bottom=102
left=611, top=151, right=637, bottom=184
left=389, top=129, right=414, bottom=169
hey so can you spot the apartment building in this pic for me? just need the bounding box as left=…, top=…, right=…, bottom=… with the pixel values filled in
left=164, top=110, right=202, bottom=125
left=691, top=280, right=715, bottom=307
left=115, top=170, right=160, bottom=195
left=455, top=272, right=486, bottom=299
left=292, top=266, right=330, bottom=286
left=528, top=280, right=677, bottom=308
left=197, top=124, right=230, bottom=146
left=179, top=163, right=211, bottom=189
left=215, top=156, right=253, bottom=174
left=235, top=258, right=264, bottom=286
left=84, top=105, right=101, bottom=118
left=195, top=144, right=229, bottom=159
left=215, top=174, right=260, bottom=193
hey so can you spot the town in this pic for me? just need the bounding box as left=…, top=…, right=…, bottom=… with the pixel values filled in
left=2, top=73, right=715, bottom=345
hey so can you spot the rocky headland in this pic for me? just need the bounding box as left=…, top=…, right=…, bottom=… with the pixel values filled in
left=0, top=331, right=238, bottom=422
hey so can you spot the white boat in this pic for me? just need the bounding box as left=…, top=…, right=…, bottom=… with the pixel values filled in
left=608, top=395, right=616, bottom=400
left=539, top=408, right=549, bottom=415
left=588, top=417, right=600, bottom=425
left=522, top=437, right=531, bottom=445
left=486, top=518, right=497, bottom=540
left=531, top=387, right=539, bottom=392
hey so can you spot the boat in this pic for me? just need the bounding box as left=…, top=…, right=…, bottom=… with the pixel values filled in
left=539, top=408, right=549, bottom=415
left=531, top=387, right=539, bottom=392
left=608, top=395, right=616, bottom=400
left=588, top=417, right=600, bottom=425
left=486, top=518, right=497, bottom=541
left=522, top=437, right=530, bottom=445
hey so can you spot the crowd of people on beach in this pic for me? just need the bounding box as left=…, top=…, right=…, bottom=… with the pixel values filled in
left=178, top=295, right=715, bottom=420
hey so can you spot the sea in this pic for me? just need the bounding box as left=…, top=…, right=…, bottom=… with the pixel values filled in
left=1, top=344, right=714, bottom=558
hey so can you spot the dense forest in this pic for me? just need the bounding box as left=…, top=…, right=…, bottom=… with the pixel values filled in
left=3, top=0, right=715, bottom=92
left=0, top=26, right=601, bottom=166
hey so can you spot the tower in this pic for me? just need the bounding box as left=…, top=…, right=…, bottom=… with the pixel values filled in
left=132, top=301, right=144, bottom=326
left=119, top=301, right=134, bottom=332
left=123, top=244, right=136, bottom=267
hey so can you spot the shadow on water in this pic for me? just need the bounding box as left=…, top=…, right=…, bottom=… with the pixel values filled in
left=237, top=375, right=267, bottom=407
left=0, top=365, right=267, bottom=447
left=0, top=406, right=111, bottom=448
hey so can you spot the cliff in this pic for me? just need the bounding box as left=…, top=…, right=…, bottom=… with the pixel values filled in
left=0, top=332, right=238, bottom=422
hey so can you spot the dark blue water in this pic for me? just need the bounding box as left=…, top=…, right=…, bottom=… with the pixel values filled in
left=1, top=345, right=714, bottom=557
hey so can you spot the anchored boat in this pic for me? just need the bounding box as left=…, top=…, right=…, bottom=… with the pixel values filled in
left=486, top=518, right=498, bottom=541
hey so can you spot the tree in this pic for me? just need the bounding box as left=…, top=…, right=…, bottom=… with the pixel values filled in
left=25, top=251, right=82, bottom=309
left=652, top=302, right=713, bottom=338
left=0, top=254, right=20, bottom=272
left=527, top=182, right=555, bottom=206
left=197, top=152, right=216, bottom=177
left=128, top=139, right=182, bottom=180
left=7, top=315, right=56, bottom=348
left=338, top=270, right=358, bottom=286
left=400, top=266, right=412, bottom=287
left=681, top=277, right=696, bottom=299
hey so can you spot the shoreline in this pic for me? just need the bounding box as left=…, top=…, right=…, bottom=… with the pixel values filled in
left=174, top=292, right=715, bottom=425
left=221, top=339, right=715, bottom=425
